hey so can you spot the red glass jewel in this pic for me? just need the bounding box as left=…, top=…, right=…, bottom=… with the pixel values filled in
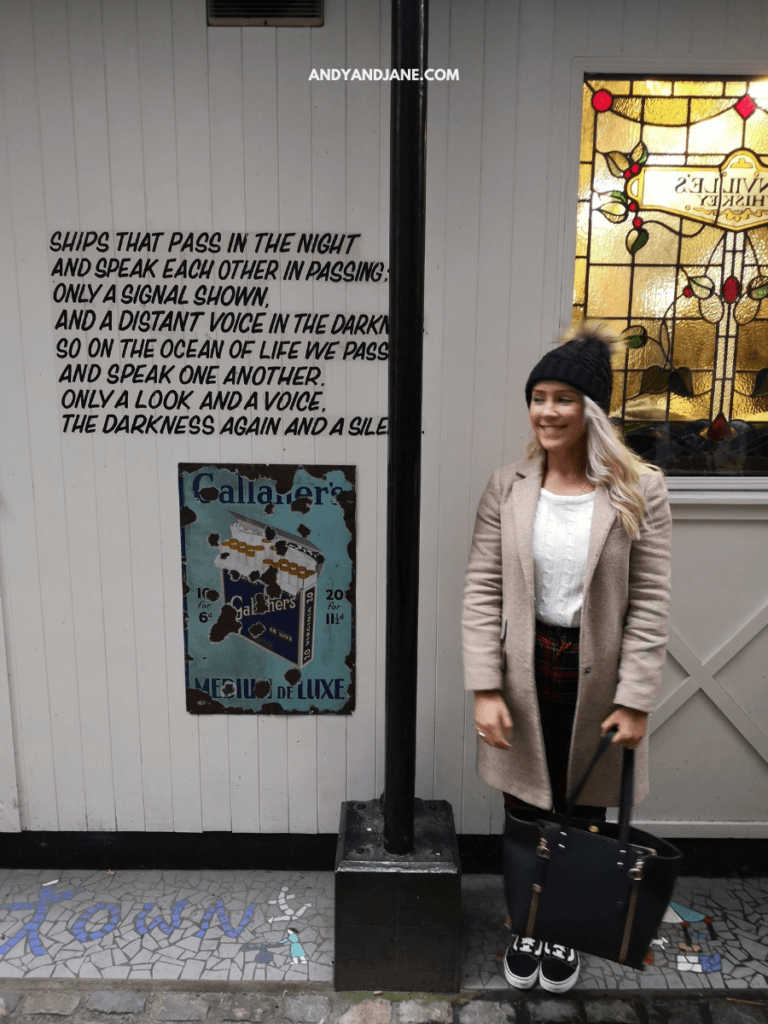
left=633, top=217, right=643, bottom=228
left=723, top=276, right=741, bottom=303
left=629, top=202, right=638, bottom=212
left=592, top=89, right=613, bottom=112
left=624, top=170, right=632, bottom=179
left=631, top=163, right=640, bottom=174
left=735, top=94, right=756, bottom=119
left=708, top=413, right=729, bottom=442
left=683, top=286, right=693, bottom=298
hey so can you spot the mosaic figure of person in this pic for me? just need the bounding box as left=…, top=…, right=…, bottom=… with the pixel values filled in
left=279, top=929, right=307, bottom=964
left=463, top=322, right=672, bottom=993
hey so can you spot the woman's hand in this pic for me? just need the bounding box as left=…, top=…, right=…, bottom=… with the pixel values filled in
left=474, top=690, right=512, bottom=750
left=601, top=706, right=648, bottom=749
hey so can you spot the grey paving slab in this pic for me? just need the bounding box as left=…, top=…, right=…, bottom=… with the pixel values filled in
left=86, top=991, right=147, bottom=1014
left=283, top=996, right=331, bottom=1023
left=0, top=995, right=19, bottom=1017
left=457, top=1004, right=514, bottom=1024
left=396, top=1000, right=452, bottom=1024
left=583, top=999, right=640, bottom=1022
left=338, top=1000, right=394, bottom=1024
left=645, top=998, right=706, bottom=1024
left=150, top=994, right=210, bottom=1021
left=707, top=1002, right=768, bottom=1024
left=527, top=998, right=581, bottom=1022
left=20, top=995, right=81, bottom=1016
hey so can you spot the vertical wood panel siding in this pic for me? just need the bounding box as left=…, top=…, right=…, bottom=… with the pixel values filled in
left=1, top=0, right=767, bottom=834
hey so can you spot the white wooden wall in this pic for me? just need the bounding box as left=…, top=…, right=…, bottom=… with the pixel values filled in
left=1, top=0, right=767, bottom=836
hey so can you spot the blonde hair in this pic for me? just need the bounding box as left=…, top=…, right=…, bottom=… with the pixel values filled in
left=525, top=392, right=657, bottom=538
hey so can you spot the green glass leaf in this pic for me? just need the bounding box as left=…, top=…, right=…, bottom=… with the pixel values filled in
left=604, top=150, right=630, bottom=177
left=638, top=365, right=669, bottom=395
left=752, top=367, right=768, bottom=397
left=626, top=228, right=649, bottom=254
left=631, top=140, right=648, bottom=166
left=622, top=325, right=648, bottom=349
left=608, top=190, right=629, bottom=204
left=689, top=275, right=715, bottom=299
left=747, top=276, right=768, bottom=300
left=599, top=201, right=629, bottom=224
left=668, top=366, right=693, bottom=397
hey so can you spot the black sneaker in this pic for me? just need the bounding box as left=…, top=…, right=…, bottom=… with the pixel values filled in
left=503, top=934, right=543, bottom=989
left=539, top=942, right=580, bottom=993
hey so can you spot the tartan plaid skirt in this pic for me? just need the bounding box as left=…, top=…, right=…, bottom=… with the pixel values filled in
left=503, top=619, right=606, bottom=819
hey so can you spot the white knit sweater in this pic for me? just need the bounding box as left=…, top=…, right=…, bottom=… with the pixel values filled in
left=531, top=488, right=595, bottom=628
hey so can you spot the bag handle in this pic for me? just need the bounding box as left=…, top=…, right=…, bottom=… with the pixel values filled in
left=561, top=726, right=635, bottom=857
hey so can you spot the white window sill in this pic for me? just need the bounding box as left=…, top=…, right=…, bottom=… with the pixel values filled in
left=667, top=478, right=768, bottom=504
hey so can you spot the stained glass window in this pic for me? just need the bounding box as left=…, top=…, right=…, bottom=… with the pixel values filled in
left=577, top=77, right=768, bottom=475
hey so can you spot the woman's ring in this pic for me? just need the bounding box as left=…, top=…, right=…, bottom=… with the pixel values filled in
left=477, top=730, right=485, bottom=738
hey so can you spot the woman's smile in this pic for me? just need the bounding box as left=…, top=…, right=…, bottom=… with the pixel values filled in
left=529, top=380, right=586, bottom=452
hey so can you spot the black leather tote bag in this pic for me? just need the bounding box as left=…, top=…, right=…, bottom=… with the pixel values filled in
left=503, top=728, right=682, bottom=969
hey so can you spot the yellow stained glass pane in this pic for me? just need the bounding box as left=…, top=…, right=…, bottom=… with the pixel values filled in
left=630, top=266, right=678, bottom=319
left=575, top=202, right=590, bottom=256
left=688, top=108, right=742, bottom=154
left=744, top=109, right=768, bottom=154
left=680, top=225, right=727, bottom=266
left=588, top=211, right=632, bottom=264
left=725, top=81, right=748, bottom=97
left=625, top=331, right=668, bottom=371
left=611, top=97, right=643, bottom=122
left=578, top=163, right=592, bottom=201
left=594, top=110, right=644, bottom=156
left=669, top=374, right=713, bottom=419
left=586, top=265, right=631, bottom=318
left=674, top=81, right=723, bottom=97
left=733, top=321, right=768, bottom=369
left=644, top=124, right=688, bottom=155
left=589, top=80, right=631, bottom=95
left=732, top=373, right=768, bottom=420
left=633, top=220, right=683, bottom=266
left=580, top=88, right=594, bottom=162
left=744, top=229, right=768, bottom=265
left=670, top=319, right=718, bottom=368
left=689, top=98, right=736, bottom=123
left=733, top=378, right=768, bottom=417
left=622, top=376, right=668, bottom=419
left=644, top=97, right=689, bottom=126
left=633, top=81, right=673, bottom=97
left=573, top=258, right=586, bottom=304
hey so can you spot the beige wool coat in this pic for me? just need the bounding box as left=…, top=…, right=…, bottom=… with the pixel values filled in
left=462, top=456, right=672, bottom=808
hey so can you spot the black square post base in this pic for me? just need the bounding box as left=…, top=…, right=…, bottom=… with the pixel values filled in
left=334, top=799, right=461, bottom=992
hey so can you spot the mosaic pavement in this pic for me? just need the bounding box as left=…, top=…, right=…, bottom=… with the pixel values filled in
left=0, top=869, right=765, bottom=990
left=461, top=875, right=768, bottom=992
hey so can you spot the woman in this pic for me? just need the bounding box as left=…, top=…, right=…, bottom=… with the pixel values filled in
left=462, top=323, right=672, bottom=993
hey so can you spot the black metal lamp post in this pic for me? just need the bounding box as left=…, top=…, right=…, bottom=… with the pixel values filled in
left=383, top=0, right=429, bottom=856
left=334, top=0, right=461, bottom=992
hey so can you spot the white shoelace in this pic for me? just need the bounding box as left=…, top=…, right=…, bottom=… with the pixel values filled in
left=516, top=937, right=538, bottom=954
left=546, top=943, right=573, bottom=960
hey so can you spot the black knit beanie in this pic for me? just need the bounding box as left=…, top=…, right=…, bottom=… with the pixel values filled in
left=525, top=325, right=614, bottom=413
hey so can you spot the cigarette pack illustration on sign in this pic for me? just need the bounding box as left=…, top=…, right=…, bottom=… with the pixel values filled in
left=214, top=511, right=324, bottom=666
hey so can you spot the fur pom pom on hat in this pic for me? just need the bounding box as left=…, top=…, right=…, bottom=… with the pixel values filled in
left=525, top=322, right=617, bottom=413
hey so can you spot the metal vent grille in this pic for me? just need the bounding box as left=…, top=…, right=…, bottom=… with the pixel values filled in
left=208, top=0, right=323, bottom=26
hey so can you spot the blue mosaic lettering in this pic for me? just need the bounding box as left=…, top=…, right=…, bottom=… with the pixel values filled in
left=134, top=900, right=189, bottom=936
left=0, top=887, right=82, bottom=958
left=195, top=898, right=255, bottom=939
left=70, top=902, right=122, bottom=942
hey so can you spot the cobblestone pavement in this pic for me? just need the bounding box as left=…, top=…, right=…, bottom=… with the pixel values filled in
left=0, top=986, right=766, bottom=1024
left=0, top=870, right=766, bottom=993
